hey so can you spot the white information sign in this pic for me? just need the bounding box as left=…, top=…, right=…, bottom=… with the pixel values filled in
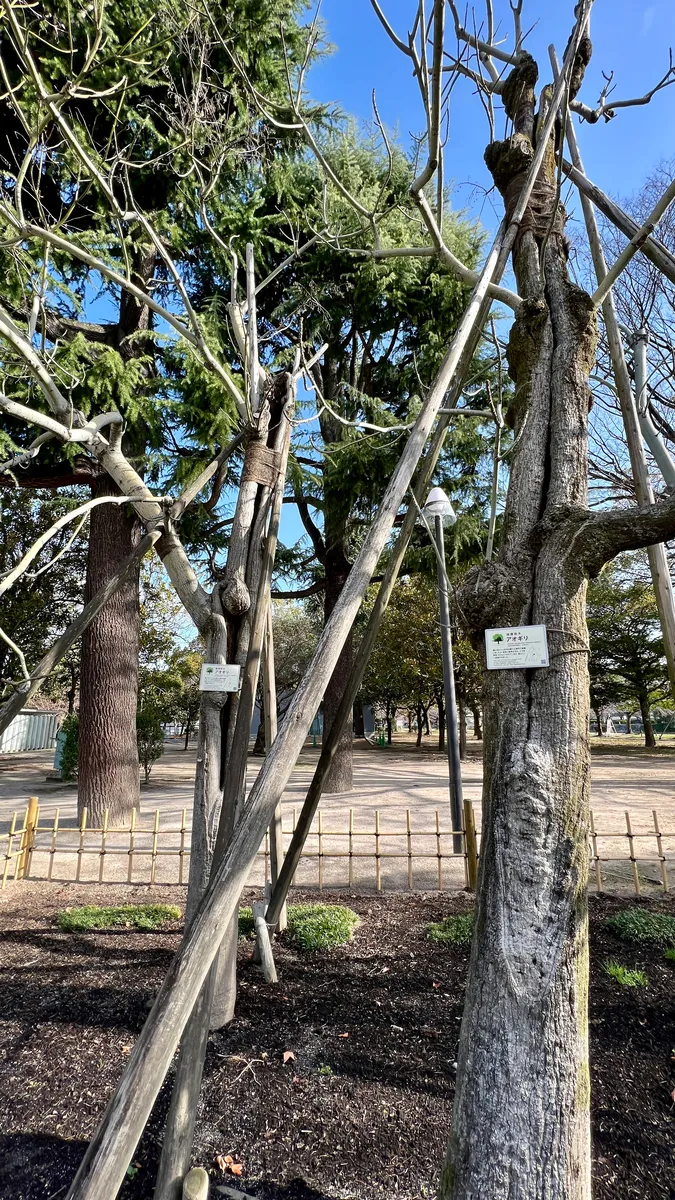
left=199, top=663, right=242, bottom=692
left=485, top=625, right=549, bottom=670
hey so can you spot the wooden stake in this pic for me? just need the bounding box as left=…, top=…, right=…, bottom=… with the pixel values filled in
left=128, top=808, right=136, bottom=884
left=406, top=808, right=413, bottom=891
left=1, top=812, right=17, bottom=891
left=625, top=811, right=640, bottom=896
left=375, top=810, right=381, bottom=892
left=99, top=810, right=109, bottom=883
left=252, top=900, right=277, bottom=984
left=48, top=808, right=60, bottom=882
left=18, top=796, right=39, bottom=880
left=178, top=809, right=187, bottom=886
left=76, top=807, right=87, bottom=883
left=318, top=810, right=324, bottom=891
left=348, top=808, right=354, bottom=889
left=589, top=810, right=603, bottom=894
left=653, top=809, right=668, bottom=892
left=264, top=605, right=286, bottom=931
left=435, top=809, right=442, bottom=891
left=151, top=810, right=160, bottom=885
left=464, top=800, right=478, bottom=892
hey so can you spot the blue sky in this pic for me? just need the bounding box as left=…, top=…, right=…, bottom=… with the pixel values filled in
left=276, top=0, right=675, bottom=554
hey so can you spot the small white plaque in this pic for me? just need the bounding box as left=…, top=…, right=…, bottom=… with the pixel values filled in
left=199, top=663, right=241, bottom=692
left=485, top=625, right=549, bottom=670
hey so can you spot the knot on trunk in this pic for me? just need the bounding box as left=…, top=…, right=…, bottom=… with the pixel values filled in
left=504, top=298, right=548, bottom=429
left=220, top=574, right=250, bottom=616
left=457, top=563, right=528, bottom=643
left=485, top=135, right=566, bottom=250
left=501, top=52, right=538, bottom=136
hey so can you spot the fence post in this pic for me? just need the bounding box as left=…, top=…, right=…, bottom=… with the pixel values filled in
left=1, top=812, right=18, bottom=891
left=625, top=810, right=640, bottom=896
left=653, top=809, right=669, bottom=893
left=18, top=796, right=39, bottom=880
left=464, top=799, right=478, bottom=892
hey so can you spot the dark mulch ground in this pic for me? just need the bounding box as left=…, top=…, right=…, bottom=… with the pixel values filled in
left=0, top=881, right=673, bottom=1200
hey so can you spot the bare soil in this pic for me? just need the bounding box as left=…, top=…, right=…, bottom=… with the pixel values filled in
left=0, top=881, right=673, bottom=1200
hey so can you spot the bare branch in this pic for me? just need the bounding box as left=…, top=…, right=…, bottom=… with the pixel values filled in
left=571, top=52, right=675, bottom=123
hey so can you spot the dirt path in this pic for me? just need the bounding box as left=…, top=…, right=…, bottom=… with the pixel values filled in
left=1, top=738, right=673, bottom=892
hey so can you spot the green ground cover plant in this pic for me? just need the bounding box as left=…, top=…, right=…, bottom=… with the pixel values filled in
left=603, top=960, right=649, bottom=987
left=239, top=903, right=359, bottom=950
left=57, top=904, right=181, bottom=932
left=427, top=913, right=474, bottom=946
left=606, top=908, right=675, bottom=946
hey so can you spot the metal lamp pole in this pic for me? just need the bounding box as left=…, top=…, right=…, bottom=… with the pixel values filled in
left=422, top=488, right=464, bottom=855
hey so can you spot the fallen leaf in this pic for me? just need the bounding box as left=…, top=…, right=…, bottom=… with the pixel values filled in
left=230, top=1163, right=243, bottom=1176
left=432, top=982, right=440, bottom=989
left=338, top=1032, right=349, bottom=1038
left=283, top=1050, right=295, bottom=1064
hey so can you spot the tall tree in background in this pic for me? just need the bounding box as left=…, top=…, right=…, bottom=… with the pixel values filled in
left=0, top=0, right=312, bottom=820
left=587, top=558, right=668, bottom=747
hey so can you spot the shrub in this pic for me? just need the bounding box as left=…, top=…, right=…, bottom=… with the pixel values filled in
left=428, top=912, right=474, bottom=946
left=286, top=904, right=359, bottom=951
left=606, top=908, right=675, bottom=947
left=59, top=713, right=79, bottom=781
left=136, top=704, right=164, bottom=783
left=603, top=960, right=648, bottom=988
left=57, top=903, right=181, bottom=932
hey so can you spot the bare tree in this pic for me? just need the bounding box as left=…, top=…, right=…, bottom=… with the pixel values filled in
left=3, top=4, right=675, bottom=1200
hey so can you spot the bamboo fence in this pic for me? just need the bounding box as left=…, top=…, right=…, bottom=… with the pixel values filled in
left=0, top=799, right=672, bottom=895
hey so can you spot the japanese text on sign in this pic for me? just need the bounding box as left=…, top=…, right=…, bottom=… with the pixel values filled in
left=484, top=625, right=549, bottom=670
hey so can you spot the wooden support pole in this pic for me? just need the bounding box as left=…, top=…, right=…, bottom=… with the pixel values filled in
left=562, top=158, right=675, bottom=286
left=64, top=208, right=531, bottom=1200
left=463, top=800, right=478, bottom=892
left=263, top=606, right=286, bottom=931
left=48, top=808, right=59, bottom=882
left=252, top=900, right=277, bottom=984
left=99, top=810, right=109, bottom=884
left=76, top=807, right=87, bottom=883
left=182, top=1167, right=209, bottom=1199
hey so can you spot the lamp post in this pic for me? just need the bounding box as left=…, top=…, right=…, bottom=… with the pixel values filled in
left=422, top=487, right=464, bottom=854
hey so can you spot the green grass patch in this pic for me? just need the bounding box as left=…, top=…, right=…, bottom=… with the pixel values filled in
left=603, top=960, right=648, bottom=988
left=285, top=904, right=359, bottom=951
left=664, top=947, right=675, bottom=965
left=606, top=908, right=675, bottom=947
left=57, top=903, right=181, bottom=933
left=238, top=906, right=255, bottom=939
left=427, top=912, right=474, bottom=947
left=239, top=902, right=359, bottom=951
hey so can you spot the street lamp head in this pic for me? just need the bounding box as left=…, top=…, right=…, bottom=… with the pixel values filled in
left=422, top=486, right=457, bottom=526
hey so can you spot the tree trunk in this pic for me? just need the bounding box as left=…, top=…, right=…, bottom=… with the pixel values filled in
left=415, top=704, right=423, bottom=748
left=438, top=691, right=446, bottom=751
left=443, top=48, right=597, bottom=1200
left=625, top=711, right=632, bottom=734
left=592, top=705, right=603, bottom=737
left=78, top=477, right=141, bottom=823
left=458, top=696, right=467, bottom=761
left=471, top=704, right=482, bottom=740
left=386, top=703, right=393, bottom=745
left=638, top=693, right=656, bottom=748
left=353, top=703, right=365, bottom=738
left=423, top=705, right=431, bottom=736
left=322, top=551, right=353, bottom=792
left=183, top=718, right=191, bottom=751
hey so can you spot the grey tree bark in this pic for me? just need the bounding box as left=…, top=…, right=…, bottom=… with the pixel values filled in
left=441, top=46, right=598, bottom=1200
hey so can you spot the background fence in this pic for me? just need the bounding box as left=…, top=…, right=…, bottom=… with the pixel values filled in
left=1, top=797, right=672, bottom=895
left=0, top=710, right=59, bottom=754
